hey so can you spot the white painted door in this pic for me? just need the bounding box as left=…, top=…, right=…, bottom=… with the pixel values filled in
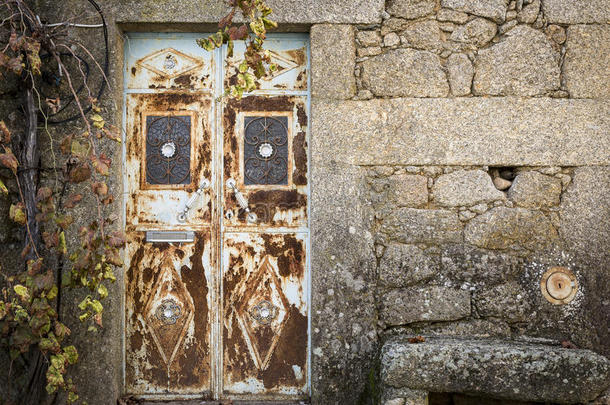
left=123, top=33, right=310, bottom=401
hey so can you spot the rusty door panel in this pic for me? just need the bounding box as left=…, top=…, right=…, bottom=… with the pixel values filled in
left=222, top=232, right=308, bottom=397
left=126, top=33, right=214, bottom=91
left=125, top=230, right=212, bottom=395
left=223, top=96, right=308, bottom=229
left=125, top=93, right=214, bottom=229
left=124, top=33, right=309, bottom=400
left=225, top=37, right=308, bottom=92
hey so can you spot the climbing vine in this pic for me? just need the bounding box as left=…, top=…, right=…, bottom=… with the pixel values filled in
left=197, top=0, right=278, bottom=98
left=0, top=0, right=276, bottom=404
left=0, top=0, right=119, bottom=403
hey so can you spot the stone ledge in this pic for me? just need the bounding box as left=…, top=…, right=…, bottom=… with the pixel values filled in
left=311, top=98, right=610, bottom=166
left=381, top=337, right=610, bottom=404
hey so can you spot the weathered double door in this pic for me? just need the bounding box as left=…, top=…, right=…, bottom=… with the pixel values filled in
left=123, top=33, right=309, bottom=400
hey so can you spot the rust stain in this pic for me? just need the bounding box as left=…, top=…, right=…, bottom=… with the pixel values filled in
left=260, top=306, right=307, bottom=389
left=286, top=48, right=306, bottom=66
left=292, top=131, right=307, bottom=186
left=173, top=73, right=192, bottom=87
left=296, top=104, right=308, bottom=128
left=171, top=233, right=210, bottom=388
left=126, top=93, right=213, bottom=226
left=223, top=234, right=307, bottom=392
left=223, top=96, right=308, bottom=227
left=125, top=232, right=211, bottom=393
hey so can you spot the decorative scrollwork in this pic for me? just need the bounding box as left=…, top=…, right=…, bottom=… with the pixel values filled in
left=244, top=116, right=288, bottom=185
left=145, top=115, right=191, bottom=185
left=249, top=300, right=278, bottom=325
left=155, top=299, right=182, bottom=325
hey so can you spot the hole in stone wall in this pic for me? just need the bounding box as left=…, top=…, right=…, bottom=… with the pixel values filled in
left=429, top=392, right=559, bottom=405
left=489, top=166, right=518, bottom=191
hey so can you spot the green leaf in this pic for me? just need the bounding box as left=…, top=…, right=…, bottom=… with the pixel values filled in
left=14, top=284, right=29, bottom=301
left=46, top=383, right=58, bottom=395
left=9, top=203, right=26, bottom=225
left=29, top=313, right=51, bottom=336
left=90, top=114, right=105, bottom=129
left=78, top=296, right=90, bottom=311
left=97, top=284, right=108, bottom=299
left=210, top=31, right=224, bottom=47
left=90, top=299, right=103, bottom=314
left=70, top=139, right=89, bottom=157
left=227, top=39, right=234, bottom=58
left=196, top=38, right=215, bottom=52
left=103, top=266, right=116, bottom=282
left=262, top=17, right=277, bottom=29
left=0, top=179, right=8, bottom=195
left=238, top=60, right=249, bottom=73
left=50, top=353, right=65, bottom=370
left=39, top=333, right=60, bottom=353
left=244, top=72, right=256, bottom=91
left=46, top=285, right=58, bottom=300
left=58, top=231, right=67, bottom=255
left=63, top=345, right=78, bottom=364
left=67, top=391, right=78, bottom=403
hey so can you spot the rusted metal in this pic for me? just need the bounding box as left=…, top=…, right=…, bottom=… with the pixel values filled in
left=124, top=231, right=212, bottom=395
left=125, top=93, right=214, bottom=228
left=222, top=233, right=308, bottom=397
left=222, top=96, right=308, bottom=229
left=123, top=33, right=309, bottom=400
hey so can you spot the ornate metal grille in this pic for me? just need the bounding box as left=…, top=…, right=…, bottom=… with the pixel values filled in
left=145, top=115, right=191, bottom=185
left=244, top=116, right=289, bottom=185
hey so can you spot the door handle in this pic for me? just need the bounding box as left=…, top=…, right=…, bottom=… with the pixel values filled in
left=226, top=178, right=257, bottom=223
left=177, top=178, right=210, bottom=222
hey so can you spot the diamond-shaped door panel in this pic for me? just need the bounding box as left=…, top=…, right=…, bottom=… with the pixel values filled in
left=225, top=36, right=308, bottom=91
left=125, top=34, right=213, bottom=90
left=223, top=232, right=308, bottom=395
left=124, top=231, right=212, bottom=395
left=143, top=253, right=195, bottom=367
left=235, top=256, right=290, bottom=371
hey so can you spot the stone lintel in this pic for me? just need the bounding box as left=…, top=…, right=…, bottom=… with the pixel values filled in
left=312, top=97, right=610, bottom=166
left=113, top=0, right=384, bottom=25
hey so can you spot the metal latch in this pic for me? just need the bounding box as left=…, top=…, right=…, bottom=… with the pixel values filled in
left=226, top=178, right=257, bottom=223
left=177, top=179, right=210, bottom=222
left=146, top=231, right=195, bottom=243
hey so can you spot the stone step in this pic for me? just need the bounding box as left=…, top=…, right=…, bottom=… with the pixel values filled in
left=380, top=337, right=610, bottom=404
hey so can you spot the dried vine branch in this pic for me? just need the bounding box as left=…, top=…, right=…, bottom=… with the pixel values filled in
left=0, top=0, right=276, bottom=403
left=0, top=1, right=118, bottom=403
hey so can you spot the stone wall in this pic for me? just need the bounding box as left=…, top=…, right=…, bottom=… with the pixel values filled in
left=0, top=0, right=608, bottom=404
left=310, top=0, right=609, bottom=403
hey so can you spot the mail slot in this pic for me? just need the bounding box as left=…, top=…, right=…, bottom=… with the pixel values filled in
left=145, top=230, right=195, bottom=243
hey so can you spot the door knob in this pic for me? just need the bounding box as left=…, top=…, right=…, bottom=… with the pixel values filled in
left=226, top=178, right=257, bottom=223
left=177, top=178, right=210, bottom=222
